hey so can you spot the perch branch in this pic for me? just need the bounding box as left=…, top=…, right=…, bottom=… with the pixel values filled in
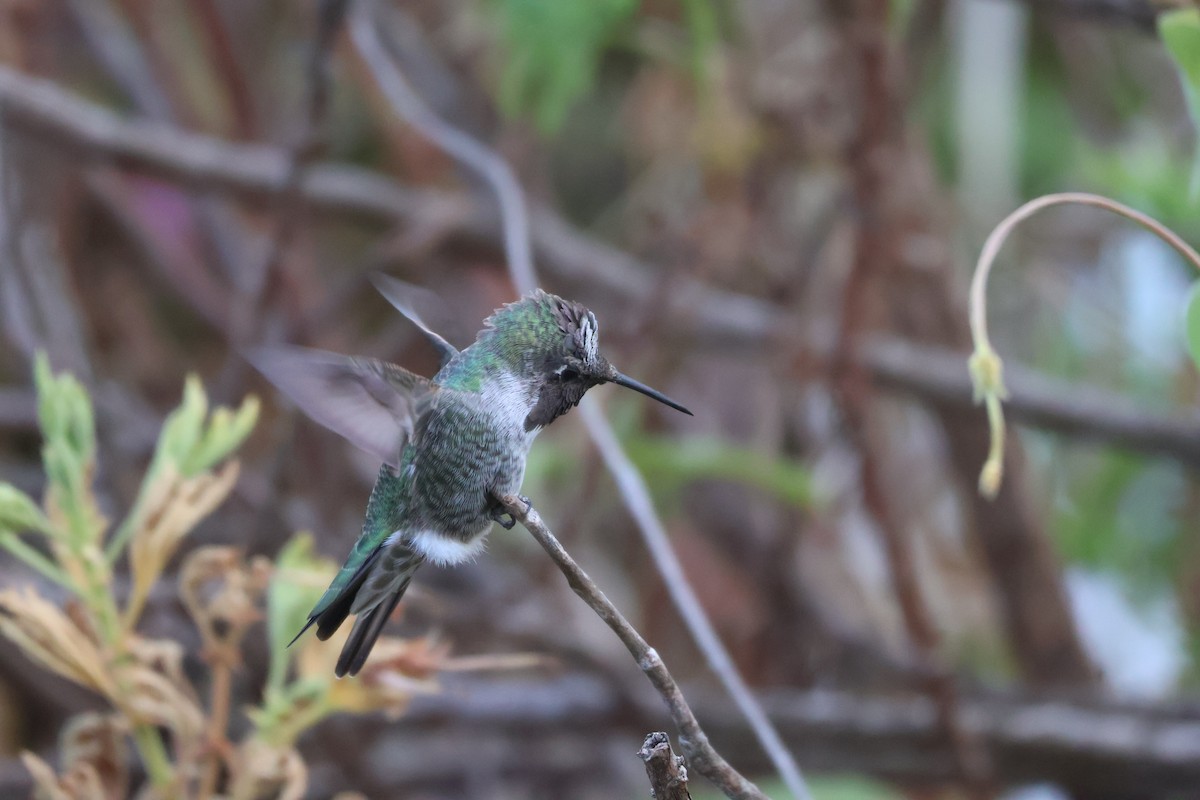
left=500, top=496, right=763, bottom=800
left=348, top=6, right=812, bottom=799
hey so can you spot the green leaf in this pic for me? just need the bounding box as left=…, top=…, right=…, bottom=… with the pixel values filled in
left=0, top=484, right=67, bottom=585
left=492, top=0, right=639, bottom=133
left=1159, top=8, right=1200, bottom=197
left=34, top=353, right=96, bottom=464
left=623, top=435, right=816, bottom=509
left=160, top=375, right=209, bottom=472
left=33, top=354, right=101, bottom=545
left=265, top=534, right=333, bottom=697
left=0, top=484, right=50, bottom=534
left=106, top=377, right=258, bottom=562
left=185, top=396, right=260, bottom=476
left=1186, top=280, right=1200, bottom=372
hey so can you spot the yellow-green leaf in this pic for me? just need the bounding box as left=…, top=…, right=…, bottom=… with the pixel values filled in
left=1185, top=280, right=1200, bottom=372
left=1160, top=8, right=1200, bottom=196
left=0, top=484, right=50, bottom=534
left=266, top=534, right=333, bottom=697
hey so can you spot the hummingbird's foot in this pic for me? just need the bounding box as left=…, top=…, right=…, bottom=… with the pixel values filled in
left=488, top=493, right=532, bottom=529
left=488, top=500, right=517, bottom=530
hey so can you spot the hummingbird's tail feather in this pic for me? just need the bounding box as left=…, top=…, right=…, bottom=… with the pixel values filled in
left=313, top=545, right=382, bottom=641
left=336, top=571, right=416, bottom=678
left=287, top=544, right=385, bottom=648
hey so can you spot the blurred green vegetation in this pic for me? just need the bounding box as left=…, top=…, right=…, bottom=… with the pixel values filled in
left=524, top=418, right=814, bottom=515
left=1159, top=8, right=1200, bottom=197
left=692, top=775, right=901, bottom=800
left=489, top=0, right=640, bottom=133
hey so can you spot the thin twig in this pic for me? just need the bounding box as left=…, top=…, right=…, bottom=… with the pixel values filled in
left=189, top=0, right=256, bottom=139
left=500, top=496, right=764, bottom=800
left=346, top=2, right=535, bottom=294
left=968, top=192, right=1200, bottom=369
left=968, top=191, right=1200, bottom=496
left=347, top=5, right=812, bottom=798
left=579, top=403, right=813, bottom=799
left=835, top=3, right=992, bottom=794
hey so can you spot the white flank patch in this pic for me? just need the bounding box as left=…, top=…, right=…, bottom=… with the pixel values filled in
left=409, top=528, right=489, bottom=566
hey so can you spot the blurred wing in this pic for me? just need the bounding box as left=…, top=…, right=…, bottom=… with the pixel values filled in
left=246, top=346, right=433, bottom=467
left=369, top=273, right=459, bottom=368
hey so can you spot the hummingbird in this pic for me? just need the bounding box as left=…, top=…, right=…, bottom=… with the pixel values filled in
left=249, top=276, right=692, bottom=677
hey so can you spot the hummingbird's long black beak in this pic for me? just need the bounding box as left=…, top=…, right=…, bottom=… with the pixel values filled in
left=608, top=370, right=693, bottom=416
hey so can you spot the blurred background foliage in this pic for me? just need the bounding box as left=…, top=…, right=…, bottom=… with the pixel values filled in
left=2, top=0, right=1200, bottom=798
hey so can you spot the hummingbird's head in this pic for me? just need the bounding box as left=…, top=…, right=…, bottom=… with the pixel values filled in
left=483, top=291, right=692, bottom=430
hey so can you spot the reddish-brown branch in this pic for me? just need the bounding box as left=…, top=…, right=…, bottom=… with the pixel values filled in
left=831, top=2, right=993, bottom=796
left=188, top=0, right=257, bottom=140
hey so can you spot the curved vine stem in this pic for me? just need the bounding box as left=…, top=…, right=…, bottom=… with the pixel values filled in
left=968, top=191, right=1200, bottom=497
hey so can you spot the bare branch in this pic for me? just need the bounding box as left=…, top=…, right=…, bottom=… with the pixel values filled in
left=393, top=676, right=1200, bottom=796
left=499, top=496, right=765, bottom=800
left=2, top=67, right=1198, bottom=469
left=347, top=2, right=535, bottom=293
left=639, top=732, right=692, bottom=800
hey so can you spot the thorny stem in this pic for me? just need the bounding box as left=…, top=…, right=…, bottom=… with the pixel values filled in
left=968, top=192, right=1200, bottom=497
left=501, top=496, right=767, bottom=800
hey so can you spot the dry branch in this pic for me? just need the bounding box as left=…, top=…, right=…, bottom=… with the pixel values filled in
left=639, top=732, right=692, bottom=800
left=4, top=65, right=1197, bottom=471
left=500, top=495, right=765, bottom=800
left=400, top=677, right=1200, bottom=796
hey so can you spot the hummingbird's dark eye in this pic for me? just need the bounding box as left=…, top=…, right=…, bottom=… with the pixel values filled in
left=559, top=367, right=579, bottom=382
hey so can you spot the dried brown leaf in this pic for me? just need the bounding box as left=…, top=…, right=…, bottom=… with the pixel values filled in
left=0, top=588, right=116, bottom=696
left=126, top=462, right=240, bottom=625
left=228, top=740, right=308, bottom=800
left=179, top=546, right=269, bottom=664
left=20, top=752, right=72, bottom=800
left=117, top=638, right=205, bottom=744
left=61, top=713, right=130, bottom=800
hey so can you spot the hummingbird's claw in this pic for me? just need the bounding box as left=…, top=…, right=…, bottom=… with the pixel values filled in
left=488, top=499, right=517, bottom=529
left=488, top=494, right=531, bottom=529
